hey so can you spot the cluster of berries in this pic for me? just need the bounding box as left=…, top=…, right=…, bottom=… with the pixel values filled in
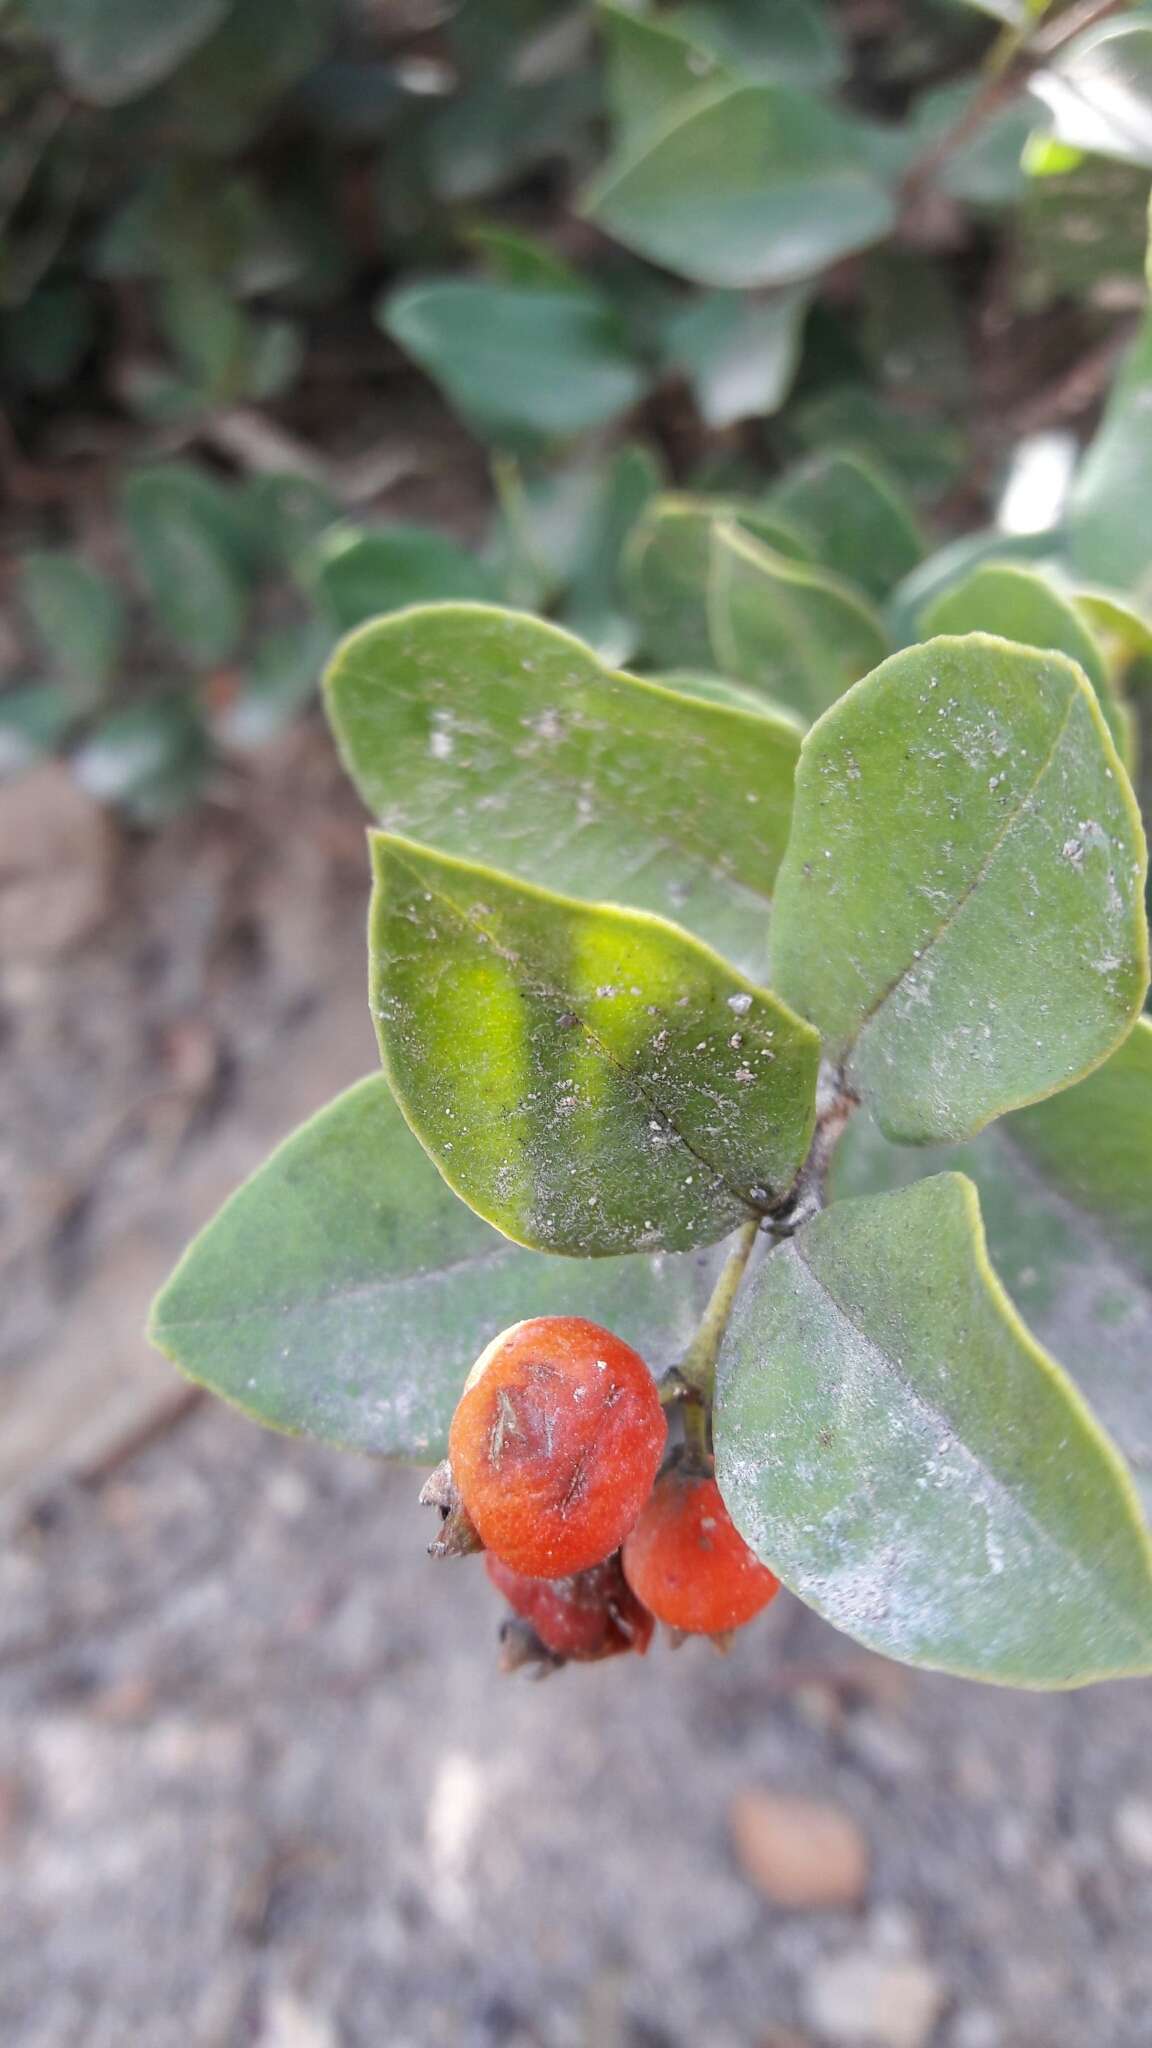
left=421, top=1316, right=779, bottom=1671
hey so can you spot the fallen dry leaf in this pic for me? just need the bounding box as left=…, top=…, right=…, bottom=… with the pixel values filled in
left=730, top=1789, right=870, bottom=1910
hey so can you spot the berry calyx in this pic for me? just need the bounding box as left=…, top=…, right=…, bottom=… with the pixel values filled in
left=486, top=1552, right=654, bottom=1668
left=445, top=1316, right=666, bottom=1578
left=622, top=1456, right=780, bottom=1637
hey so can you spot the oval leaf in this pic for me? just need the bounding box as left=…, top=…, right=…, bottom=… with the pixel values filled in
left=835, top=1020, right=1152, bottom=1514
left=150, top=1074, right=729, bottom=1461
left=310, top=525, right=497, bottom=631
left=921, top=560, right=1134, bottom=767
left=326, top=604, right=800, bottom=979
left=771, top=634, right=1149, bottom=1142
left=370, top=835, right=820, bottom=1256
left=381, top=280, right=646, bottom=445
left=715, top=1173, right=1152, bottom=1685
left=768, top=448, right=923, bottom=602
left=583, top=81, right=895, bottom=289
left=708, top=521, right=889, bottom=722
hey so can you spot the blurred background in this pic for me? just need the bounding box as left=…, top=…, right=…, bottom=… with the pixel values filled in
left=3, top=1, right=1152, bottom=2043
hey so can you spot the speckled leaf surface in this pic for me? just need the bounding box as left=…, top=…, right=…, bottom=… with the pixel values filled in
left=833, top=1022, right=1152, bottom=1515
left=326, top=604, right=800, bottom=980
left=369, top=836, right=820, bottom=1256
left=708, top=522, right=889, bottom=723
left=150, top=1075, right=725, bottom=1461
left=921, top=561, right=1134, bottom=767
left=715, top=1174, right=1152, bottom=1685
left=771, top=635, right=1149, bottom=1142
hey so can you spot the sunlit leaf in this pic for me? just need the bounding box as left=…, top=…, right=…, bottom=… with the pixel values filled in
left=771, top=635, right=1149, bottom=1142
left=369, top=835, right=820, bottom=1254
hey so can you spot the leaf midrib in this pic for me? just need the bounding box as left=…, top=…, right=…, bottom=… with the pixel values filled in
left=851, top=684, right=1080, bottom=1056
left=386, top=846, right=777, bottom=1214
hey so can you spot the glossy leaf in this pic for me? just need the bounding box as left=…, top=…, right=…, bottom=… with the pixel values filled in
left=1031, top=21, right=1152, bottom=169
left=715, top=1173, right=1152, bottom=1686
left=23, top=0, right=228, bottom=103
left=369, top=836, right=820, bottom=1256
left=19, top=552, right=124, bottom=701
left=662, top=287, right=809, bottom=428
left=708, top=522, right=889, bottom=722
left=150, top=1074, right=728, bottom=1462
left=1066, top=313, right=1152, bottom=600
left=121, top=466, right=249, bottom=665
left=833, top=1021, right=1152, bottom=1514
left=310, top=525, right=497, bottom=632
left=768, top=449, right=923, bottom=602
left=921, top=561, right=1134, bottom=767
left=326, top=604, right=800, bottom=977
left=381, top=280, right=646, bottom=446
left=583, top=81, right=895, bottom=290
left=771, top=635, right=1149, bottom=1142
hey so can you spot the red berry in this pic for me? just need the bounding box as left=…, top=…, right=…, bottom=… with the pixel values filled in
left=622, top=1460, right=780, bottom=1636
left=486, top=1552, right=654, bottom=1663
left=447, top=1317, right=666, bottom=1578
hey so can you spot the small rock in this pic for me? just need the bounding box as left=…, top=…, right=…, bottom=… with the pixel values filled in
left=803, top=1952, right=945, bottom=2048
left=730, top=1790, right=870, bottom=1911
left=1114, top=1796, right=1152, bottom=1868
left=255, top=1991, right=338, bottom=2048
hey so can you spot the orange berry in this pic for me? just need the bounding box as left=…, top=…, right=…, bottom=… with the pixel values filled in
left=622, top=1460, right=780, bottom=1636
left=448, top=1316, right=666, bottom=1578
left=485, top=1552, right=654, bottom=1663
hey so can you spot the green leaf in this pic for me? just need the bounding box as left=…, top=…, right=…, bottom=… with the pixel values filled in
left=0, top=684, right=78, bottom=775
left=624, top=495, right=811, bottom=669
left=1066, top=313, right=1152, bottom=601
left=921, top=561, right=1135, bottom=768
left=662, top=287, right=810, bottom=428
left=328, top=604, right=800, bottom=978
left=789, top=384, right=966, bottom=501
left=381, top=281, right=646, bottom=447
left=240, top=473, right=339, bottom=577
left=1031, top=21, right=1152, bottom=169
left=599, top=3, right=734, bottom=152
left=22, top=0, right=228, bottom=104
left=18, top=552, right=124, bottom=701
left=768, top=449, right=923, bottom=602
left=466, top=224, right=583, bottom=293
left=771, top=635, right=1149, bottom=1142
left=369, top=835, right=820, bottom=1256
left=833, top=1019, right=1152, bottom=1515
left=309, top=525, right=497, bottom=632
left=150, top=1073, right=730, bottom=1462
left=583, top=81, right=895, bottom=289
left=494, top=445, right=662, bottom=660
left=71, top=701, right=210, bottom=822
left=715, top=1173, right=1152, bottom=1686
left=143, top=0, right=334, bottom=155
left=215, top=619, right=330, bottom=751
left=708, top=522, right=889, bottom=722
left=668, top=0, right=845, bottom=90
left=888, top=528, right=1061, bottom=649
left=121, top=466, right=249, bottom=665
left=1076, top=587, right=1152, bottom=693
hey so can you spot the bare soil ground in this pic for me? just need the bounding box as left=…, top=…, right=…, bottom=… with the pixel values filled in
left=3, top=721, right=1152, bottom=2048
